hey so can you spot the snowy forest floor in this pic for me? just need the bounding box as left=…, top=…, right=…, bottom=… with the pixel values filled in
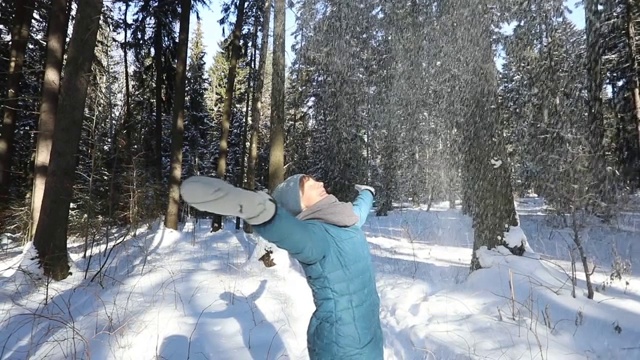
left=0, top=196, right=639, bottom=360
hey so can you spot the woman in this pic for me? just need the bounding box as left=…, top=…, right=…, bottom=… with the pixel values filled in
left=180, top=174, right=383, bottom=360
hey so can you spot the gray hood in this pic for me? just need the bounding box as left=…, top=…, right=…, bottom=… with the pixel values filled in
left=296, top=195, right=359, bottom=227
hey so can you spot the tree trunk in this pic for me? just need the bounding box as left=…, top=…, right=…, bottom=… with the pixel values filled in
left=33, top=0, right=103, bottom=281
left=123, top=0, right=133, bottom=154
left=626, top=0, right=640, bottom=186
left=571, top=210, right=595, bottom=299
left=153, top=11, right=164, bottom=181
left=0, top=0, right=35, bottom=198
left=212, top=0, right=247, bottom=232
left=376, top=140, right=396, bottom=217
left=237, top=80, right=251, bottom=230
left=164, top=0, right=191, bottom=230
left=244, top=0, right=272, bottom=233
left=444, top=132, right=456, bottom=209
left=30, top=0, right=70, bottom=239
left=268, top=0, right=286, bottom=192
left=237, top=18, right=257, bottom=231
left=463, top=2, right=519, bottom=271
left=585, top=0, right=607, bottom=203
left=109, top=0, right=134, bottom=223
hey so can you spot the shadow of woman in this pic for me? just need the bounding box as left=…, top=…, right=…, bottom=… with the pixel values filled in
left=158, top=334, right=190, bottom=359
left=203, top=280, right=288, bottom=360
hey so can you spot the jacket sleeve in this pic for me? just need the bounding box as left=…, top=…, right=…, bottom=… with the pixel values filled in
left=352, top=190, right=374, bottom=228
left=253, top=207, right=328, bottom=264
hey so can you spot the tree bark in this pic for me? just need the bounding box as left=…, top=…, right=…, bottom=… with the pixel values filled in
left=164, top=0, right=191, bottom=230
left=245, top=0, right=272, bottom=233
left=237, top=16, right=258, bottom=231
left=123, top=0, right=133, bottom=153
left=153, top=9, right=164, bottom=181
left=626, top=0, right=640, bottom=185
left=108, top=0, right=134, bottom=223
left=212, top=0, right=247, bottom=232
left=461, top=1, right=519, bottom=271
left=0, top=0, right=35, bottom=198
left=30, top=0, right=70, bottom=239
left=571, top=210, right=595, bottom=299
left=33, top=0, right=103, bottom=280
left=268, top=0, right=286, bottom=191
left=585, top=0, right=607, bottom=203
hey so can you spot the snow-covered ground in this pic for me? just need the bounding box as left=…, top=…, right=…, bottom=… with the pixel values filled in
left=1, top=197, right=638, bottom=359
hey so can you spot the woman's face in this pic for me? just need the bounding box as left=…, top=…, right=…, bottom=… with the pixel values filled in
left=300, top=176, right=328, bottom=210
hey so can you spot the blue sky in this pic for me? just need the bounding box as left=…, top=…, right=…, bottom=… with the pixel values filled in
left=191, top=2, right=585, bottom=68
left=191, top=3, right=298, bottom=67
left=568, top=3, right=585, bottom=28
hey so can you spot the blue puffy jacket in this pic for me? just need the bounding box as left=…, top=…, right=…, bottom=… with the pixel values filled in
left=254, top=190, right=383, bottom=360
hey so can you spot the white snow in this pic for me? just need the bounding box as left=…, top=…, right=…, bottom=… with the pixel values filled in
left=1, top=198, right=639, bottom=359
